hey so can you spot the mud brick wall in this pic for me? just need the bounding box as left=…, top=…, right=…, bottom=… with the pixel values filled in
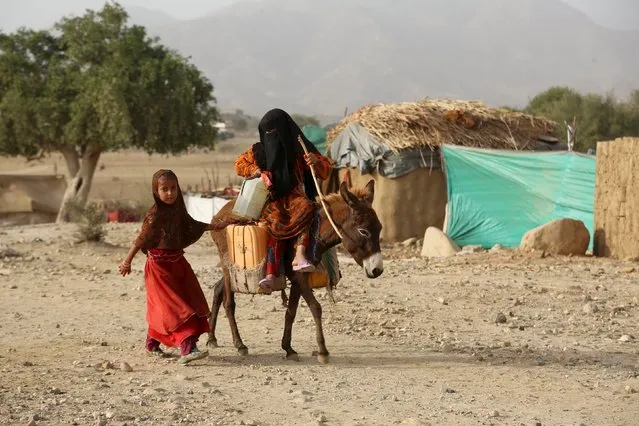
left=594, top=138, right=639, bottom=259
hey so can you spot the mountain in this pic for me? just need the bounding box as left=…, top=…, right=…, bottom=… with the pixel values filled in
left=132, top=0, right=638, bottom=116
left=6, top=0, right=639, bottom=116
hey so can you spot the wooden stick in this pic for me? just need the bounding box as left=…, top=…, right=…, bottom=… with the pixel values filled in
left=298, top=136, right=344, bottom=240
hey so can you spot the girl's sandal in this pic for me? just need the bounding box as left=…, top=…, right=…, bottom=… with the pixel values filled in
left=146, top=348, right=169, bottom=358
left=178, top=348, right=209, bottom=365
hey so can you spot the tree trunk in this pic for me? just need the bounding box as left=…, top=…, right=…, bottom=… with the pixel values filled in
left=56, top=145, right=102, bottom=223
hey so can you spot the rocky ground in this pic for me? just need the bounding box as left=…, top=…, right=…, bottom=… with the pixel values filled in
left=1, top=222, right=639, bottom=426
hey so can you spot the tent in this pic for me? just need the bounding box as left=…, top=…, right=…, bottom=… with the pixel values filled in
left=442, top=145, right=596, bottom=249
left=302, top=125, right=328, bottom=155
left=324, top=97, right=560, bottom=242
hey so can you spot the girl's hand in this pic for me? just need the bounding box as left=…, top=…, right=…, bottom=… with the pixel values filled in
left=251, top=169, right=262, bottom=179
left=119, top=261, right=131, bottom=277
left=305, top=153, right=318, bottom=167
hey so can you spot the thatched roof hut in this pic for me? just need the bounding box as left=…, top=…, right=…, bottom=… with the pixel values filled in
left=324, top=98, right=560, bottom=243
left=326, top=97, right=558, bottom=152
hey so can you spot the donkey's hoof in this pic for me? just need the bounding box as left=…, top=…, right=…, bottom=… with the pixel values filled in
left=312, top=351, right=330, bottom=364
left=317, top=354, right=330, bottom=364
left=237, top=346, right=249, bottom=356
left=206, top=339, right=219, bottom=348
left=285, top=352, right=300, bottom=362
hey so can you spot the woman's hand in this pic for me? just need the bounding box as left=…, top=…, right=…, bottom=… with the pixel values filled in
left=207, top=220, right=228, bottom=231
left=304, top=153, right=318, bottom=167
left=119, top=261, right=131, bottom=277
left=251, top=169, right=262, bottom=179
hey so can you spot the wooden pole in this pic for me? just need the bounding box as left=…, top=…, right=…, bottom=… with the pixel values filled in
left=297, top=135, right=344, bottom=240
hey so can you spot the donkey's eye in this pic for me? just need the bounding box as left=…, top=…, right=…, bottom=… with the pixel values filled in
left=358, top=229, right=371, bottom=238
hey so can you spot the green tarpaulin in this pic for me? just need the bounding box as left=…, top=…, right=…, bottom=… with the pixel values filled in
left=442, top=145, right=596, bottom=249
left=302, top=125, right=327, bottom=155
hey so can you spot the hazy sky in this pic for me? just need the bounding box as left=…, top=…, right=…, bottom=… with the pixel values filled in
left=1, top=0, right=638, bottom=31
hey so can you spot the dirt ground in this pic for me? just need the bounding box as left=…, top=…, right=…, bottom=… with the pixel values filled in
left=1, top=221, right=639, bottom=426
left=2, top=142, right=639, bottom=425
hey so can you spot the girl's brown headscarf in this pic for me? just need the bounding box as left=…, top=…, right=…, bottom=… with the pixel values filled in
left=135, top=169, right=209, bottom=252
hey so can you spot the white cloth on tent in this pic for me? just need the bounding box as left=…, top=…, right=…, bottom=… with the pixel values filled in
left=183, top=195, right=230, bottom=223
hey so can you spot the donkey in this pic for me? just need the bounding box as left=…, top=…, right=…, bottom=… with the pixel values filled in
left=207, top=180, right=383, bottom=363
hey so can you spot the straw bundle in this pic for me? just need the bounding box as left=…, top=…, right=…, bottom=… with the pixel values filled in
left=326, top=98, right=557, bottom=152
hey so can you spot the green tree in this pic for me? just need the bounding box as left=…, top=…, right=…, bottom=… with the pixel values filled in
left=0, top=3, right=219, bottom=222
left=231, top=117, right=248, bottom=131
left=524, top=86, right=638, bottom=151
left=291, top=114, right=320, bottom=128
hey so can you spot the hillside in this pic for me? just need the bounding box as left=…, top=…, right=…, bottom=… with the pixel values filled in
left=5, top=0, right=639, bottom=116
left=132, top=0, right=638, bottom=115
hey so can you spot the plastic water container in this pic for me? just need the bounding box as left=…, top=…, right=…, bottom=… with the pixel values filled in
left=232, top=178, right=269, bottom=220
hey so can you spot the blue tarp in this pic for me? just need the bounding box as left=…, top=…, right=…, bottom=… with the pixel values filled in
left=442, top=145, right=596, bottom=249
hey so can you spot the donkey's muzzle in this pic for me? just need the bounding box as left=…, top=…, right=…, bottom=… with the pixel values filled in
left=363, top=253, right=384, bottom=279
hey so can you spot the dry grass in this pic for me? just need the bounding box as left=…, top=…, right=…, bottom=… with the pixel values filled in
left=326, top=97, right=558, bottom=152
left=75, top=201, right=107, bottom=242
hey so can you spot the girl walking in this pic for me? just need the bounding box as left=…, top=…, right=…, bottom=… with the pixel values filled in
left=119, top=169, right=226, bottom=365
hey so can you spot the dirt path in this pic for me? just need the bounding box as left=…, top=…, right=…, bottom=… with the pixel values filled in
left=1, top=223, right=639, bottom=425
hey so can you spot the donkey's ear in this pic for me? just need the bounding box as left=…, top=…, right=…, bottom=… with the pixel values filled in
left=363, top=179, right=375, bottom=204
left=339, top=181, right=359, bottom=208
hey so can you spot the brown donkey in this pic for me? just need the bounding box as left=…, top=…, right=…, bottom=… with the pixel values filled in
left=207, top=180, right=383, bottom=363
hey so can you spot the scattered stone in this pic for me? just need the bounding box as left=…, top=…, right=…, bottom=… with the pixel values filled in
left=462, top=245, right=484, bottom=254
left=520, top=218, right=590, bottom=256
left=402, top=238, right=418, bottom=248
left=101, top=361, right=114, bottom=370
left=22, top=361, right=34, bottom=367
left=488, top=410, right=500, bottom=418
left=618, top=335, right=633, bottom=343
left=436, top=297, right=448, bottom=305
left=583, top=303, right=599, bottom=314
left=625, top=385, right=636, bottom=394
left=421, top=227, right=461, bottom=258
left=440, top=343, right=454, bottom=353
left=621, top=267, right=636, bottom=274
left=495, top=313, right=507, bottom=324
left=0, top=245, right=21, bottom=258
left=535, top=357, right=547, bottom=366
left=27, top=420, right=37, bottom=426
left=120, top=362, right=133, bottom=372
left=491, top=244, right=505, bottom=252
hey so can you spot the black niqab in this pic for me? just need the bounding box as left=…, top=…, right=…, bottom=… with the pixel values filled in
left=252, top=108, right=320, bottom=200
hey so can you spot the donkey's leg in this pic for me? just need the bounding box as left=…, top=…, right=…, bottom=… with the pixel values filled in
left=280, top=289, right=288, bottom=308
left=299, top=279, right=330, bottom=364
left=207, top=278, right=225, bottom=348
left=281, top=282, right=302, bottom=361
left=222, top=272, right=249, bottom=356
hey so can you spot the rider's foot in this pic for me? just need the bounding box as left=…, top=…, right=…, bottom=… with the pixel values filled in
left=258, top=274, right=275, bottom=294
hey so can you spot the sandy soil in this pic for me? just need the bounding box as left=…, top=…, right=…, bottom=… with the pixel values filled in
left=2, top=140, right=639, bottom=425
left=2, top=221, right=639, bottom=426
